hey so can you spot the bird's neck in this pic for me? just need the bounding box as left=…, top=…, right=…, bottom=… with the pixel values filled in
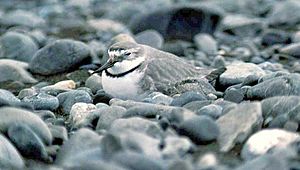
left=106, top=56, right=145, bottom=76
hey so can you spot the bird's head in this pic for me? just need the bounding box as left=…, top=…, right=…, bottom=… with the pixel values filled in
left=93, top=42, right=144, bottom=74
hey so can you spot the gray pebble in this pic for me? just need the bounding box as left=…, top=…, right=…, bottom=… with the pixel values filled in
left=57, top=90, right=93, bottom=114
left=178, top=115, right=220, bottom=144
left=194, top=33, right=218, bottom=55
left=135, top=29, right=164, bottom=49
left=224, top=88, right=244, bottom=103
left=96, top=106, right=126, bottom=130
left=85, top=74, right=103, bottom=94
left=48, top=125, right=68, bottom=145
left=0, top=31, right=38, bottom=62
left=171, top=91, right=207, bottom=107
left=23, top=93, right=59, bottom=111
left=196, top=104, right=223, bottom=119
left=7, top=123, right=49, bottom=161
left=0, top=107, right=52, bottom=145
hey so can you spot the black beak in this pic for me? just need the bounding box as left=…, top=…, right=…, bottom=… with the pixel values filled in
left=92, top=59, right=115, bottom=74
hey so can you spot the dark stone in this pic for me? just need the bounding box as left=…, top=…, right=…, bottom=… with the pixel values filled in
left=93, top=89, right=113, bottom=105
left=170, top=91, right=207, bottom=107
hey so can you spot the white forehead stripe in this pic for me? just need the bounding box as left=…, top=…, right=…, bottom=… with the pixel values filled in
left=108, top=48, right=140, bottom=57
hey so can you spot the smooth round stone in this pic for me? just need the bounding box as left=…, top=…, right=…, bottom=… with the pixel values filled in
left=0, top=59, right=38, bottom=83
left=268, top=114, right=288, bottom=129
left=69, top=103, right=97, bottom=129
left=0, top=134, right=24, bottom=169
left=142, top=92, right=173, bottom=105
left=135, top=29, right=164, bottom=49
left=224, top=88, right=244, bottom=103
left=261, top=30, right=291, bottom=46
left=96, top=106, right=126, bottom=130
left=284, top=121, right=298, bottom=132
left=194, top=33, right=218, bottom=55
left=0, top=107, right=52, bottom=145
left=0, top=89, right=21, bottom=105
left=0, top=10, right=46, bottom=28
left=170, top=91, right=207, bottom=107
left=85, top=74, right=103, bottom=94
left=22, top=93, right=59, bottom=111
left=34, top=110, right=56, bottom=121
left=55, top=128, right=102, bottom=166
left=48, top=125, right=68, bottom=145
left=112, top=151, right=165, bottom=170
left=57, top=90, right=93, bottom=114
left=109, top=117, right=164, bottom=138
left=178, top=115, right=219, bottom=144
left=0, top=31, right=38, bottom=62
left=7, top=123, right=49, bottom=161
left=241, top=129, right=300, bottom=160
left=29, top=39, right=91, bottom=75
left=40, top=80, right=76, bottom=96
left=196, top=104, right=223, bottom=119
left=93, top=90, right=113, bottom=104
left=219, top=62, right=266, bottom=87
left=279, top=43, right=300, bottom=58
left=183, top=100, right=212, bottom=113
left=211, top=55, right=226, bottom=68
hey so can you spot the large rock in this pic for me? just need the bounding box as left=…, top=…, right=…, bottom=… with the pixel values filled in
left=0, top=107, right=52, bottom=145
left=0, top=32, right=38, bottom=62
left=246, top=74, right=300, bottom=99
left=241, top=129, right=300, bottom=160
left=29, top=39, right=91, bottom=75
left=130, top=5, right=223, bottom=41
left=217, top=102, right=263, bottom=152
left=0, top=134, right=24, bottom=169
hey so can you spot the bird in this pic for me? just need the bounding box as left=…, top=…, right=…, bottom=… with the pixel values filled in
left=93, top=40, right=225, bottom=101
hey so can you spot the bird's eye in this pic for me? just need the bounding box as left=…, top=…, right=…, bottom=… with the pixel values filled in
left=124, top=52, right=131, bottom=56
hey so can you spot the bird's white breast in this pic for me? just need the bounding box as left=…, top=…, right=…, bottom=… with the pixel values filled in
left=102, top=70, right=144, bottom=100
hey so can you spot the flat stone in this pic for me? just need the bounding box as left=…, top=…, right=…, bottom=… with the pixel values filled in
left=96, top=106, right=126, bottom=130
left=241, top=129, right=300, bottom=160
left=217, top=102, right=263, bottom=152
left=219, top=62, right=265, bottom=87
left=170, top=91, right=207, bottom=107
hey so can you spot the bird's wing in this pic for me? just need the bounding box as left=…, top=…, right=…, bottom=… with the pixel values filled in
left=139, top=46, right=211, bottom=93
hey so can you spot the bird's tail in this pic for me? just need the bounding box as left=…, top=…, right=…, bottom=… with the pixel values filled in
left=205, top=67, right=226, bottom=84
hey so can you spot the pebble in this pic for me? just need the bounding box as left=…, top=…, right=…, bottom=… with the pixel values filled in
left=219, top=62, right=265, bottom=87
left=7, top=123, right=49, bottom=161
left=68, top=102, right=97, bottom=129
left=0, top=59, right=38, bottom=83
left=95, top=106, right=126, bottom=130
left=162, top=136, right=193, bottom=159
left=57, top=90, right=93, bottom=114
left=178, top=115, right=220, bottom=144
left=48, top=125, right=68, bottom=145
left=93, top=89, right=113, bottom=104
left=224, top=88, right=244, bottom=103
left=0, top=107, right=52, bottom=145
left=135, top=29, right=164, bottom=49
left=217, top=102, right=263, bottom=152
left=170, top=91, right=207, bottom=107
left=85, top=74, right=102, bottom=94
left=194, top=33, right=218, bottom=55
left=241, top=129, right=300, bottom=160
left=22, top=93, right=59, bottom=111
left=261, top=30, right=291, bottom=46
left=0, top=89, right=21, bottom=105
left=142, top=92, right=173, bottom=105
left=196, top=104, right=223, bottom=119
left=0, top=31, right=38, bottom=62
left=29, top=39, right=91, bottom=75
left=109, top=117, right=164, bottom=139
left=279, top=42, right=300, bottom=58
left=0, top=134, right=24, bottom=169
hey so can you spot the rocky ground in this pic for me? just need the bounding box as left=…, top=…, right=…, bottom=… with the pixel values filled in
left=0, top=0, right=300, bottom=169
